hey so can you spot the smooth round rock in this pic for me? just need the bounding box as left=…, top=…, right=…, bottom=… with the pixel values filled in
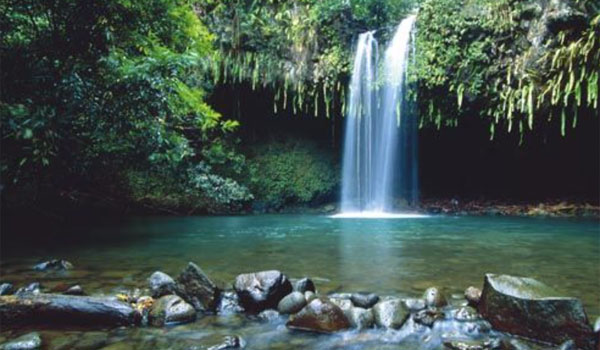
left=294, top=278, right=316, bottom=293
left=257, top=309, right=280, bottom=322
left=346, top=307, right=374, bottom=329
left=234, top=270, right=292, bottom=313
left=423, top=287, right=447, bottom=308
left=149, top=295, right=196, bottom=326
left=413, top=308, right=444, bottom=327
left=286, top=298, right=351, bottom=333
left=350, top=293, right=379, bottom=308
left=304, top=291, right=317, bottom=303
left=207, top=335, right=245, bottom=350
left=0, top=283, right=14, bottom=296
left=148, top=271, right=177, bottom=298
left=277, top=291, right=306, bottom=314
left=0, top=332, right=42, bottom=350
left=464, top=286, right=482, bottom=306
left=404, top=298, right=426, bottom=312
left=372, top=299, right=409, bottom=329
left=218, top=291, right=244, bottom=314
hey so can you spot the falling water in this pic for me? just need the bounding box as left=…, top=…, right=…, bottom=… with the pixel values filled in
left=340, top=15, right=418, bottom=215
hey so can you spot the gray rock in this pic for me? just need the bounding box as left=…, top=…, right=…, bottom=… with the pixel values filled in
left=207, top=335, right=245, bottom=350
left=464, top=286, right=482, bottom=306
left=413, top=308, right=444, bottom=327
left=33, top=259, right=73, bottom=271
left=218, top=291, right=244, bottom=314
left=149, top=295, right=196, bottom=326
left=372, top=299, right=409, bottom=329
left=453, top=306, right=480, bottom=321
left=148, top=271, right=177, bottom=298
left=177, top=262, right=220, bottom=312
left=478, top=274, right=594, bottom=350
left=15, top=283, right=41, bottom=295
left=350, top=293, right=379, bottom=308
left=277, top=291, right=306, bottom=314
left=287, top=298, right=351, bottom=333
left=443, top=340, right=488, bottom=350
left=233, top=270, right=292, bottom=313
left=423, top=287, right=447, bottom=308
left=0, top=283, right=13, bottom=296
left=304, top=291, right=317, bottom=303
left=404, top=298, right=426, bottom=312
left=346, top=307, right=374, bottom=329
left=497, top=338, right=531, bottom=350
left=257, top=309, right=280, bottom=322
left=294, top=278, right=315, bottom=293
left=64, top=285, right=85, bottom=296
left=0, top=332, right=41, bottom=350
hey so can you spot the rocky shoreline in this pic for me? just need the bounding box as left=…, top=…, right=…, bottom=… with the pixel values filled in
left=0, top=260, right=599, bottom=350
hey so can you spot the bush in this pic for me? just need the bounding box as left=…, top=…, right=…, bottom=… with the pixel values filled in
left=245, top=139, right=339, bottom=208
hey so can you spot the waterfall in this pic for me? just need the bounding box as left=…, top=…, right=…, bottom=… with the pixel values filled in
left=339, top=15, right=418, bottom=215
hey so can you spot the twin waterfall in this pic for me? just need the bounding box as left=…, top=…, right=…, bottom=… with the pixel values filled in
left=339, top=16, right=418, bottom=216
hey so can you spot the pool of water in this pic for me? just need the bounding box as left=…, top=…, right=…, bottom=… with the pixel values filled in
left=1, top=214, right=598, bottom=349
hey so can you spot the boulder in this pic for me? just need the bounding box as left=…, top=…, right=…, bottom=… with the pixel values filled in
left=233, top=270, right=292, bottom=313
left=286, top=298, right=351, bottom=333
left=478, top=274, right=594, bottom=350
left=33, top=259, right=72, bottom=271
left=346, top=307, right=374, bottom=329
left=217, top=291, right=244, bottom=314
left=372, top=299, right=409, bottom=329
left=329, top=297, right=352, bottom=314
left=294, top=278, right=315, bottom=293
left=304, top=291, right=317, bottom=303
left=257, top=309, right=280, bottom=322
left=0, top=283, right=14, bottom=296
left=177, top=262, right=220, bottom=312
left=404, top=298, right=426, bottom=312
left=149, top=295, right=196, bottom=326
left=350, top=293, right=379, bottom=308
left=413, top=308, right=444, bottom=327
left=423, top=287, right=447, bottom=308
left=277, top=291, right=306, bottom=314
left=207, top=335, right=245, bottom=350
left=464, top=286, right=482, bottom=307
left=148, top=271, right=177, bottom=298
left=0, top=332, right=42, bottom=350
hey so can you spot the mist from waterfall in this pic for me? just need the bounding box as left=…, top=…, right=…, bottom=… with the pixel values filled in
left=340, top=15, right=418, bottom=215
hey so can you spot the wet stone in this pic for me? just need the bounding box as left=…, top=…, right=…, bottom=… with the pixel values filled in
left=148, top=271, right=177, bottom=298
left=15, top=282, right=41, bottom=295
left=453, top=306, right=480, bottom=321
left=218, top=290, right=244, bottom=314
left=257, top=309, right=280, bottom=322
left=350, top=293, right=379, bottom=308
left=277, top=291, right=306, bottom=314
left=207, top=335, right=245, bottom=350
left=64, top=285, right=85, bottom=296
left=294, top=278, right=316, bottom=293
left=372, top=299, right=410, bottom=329
left=346, top=307, right=375, bottom=329
left=413, top=308, right=444, bottom=327
left=177, top=262, right=221, bottom=312
left=234, top=270, right=292, bottom=313
left=0, top=283, right=14, bottom=296
left=0, top=332, right=42, bottom=350
left=33, top=259, right=73, bottom=271
left=148, top=295, right=196, bottom=326
left=423, top=287, right=448, bottom=308
left=464, top=286, right=482, bottom=306
left=304, top=291, right=317, bottom=303
left=404, top=298, right=426, bottom=312
left=443, top=340, right=488, bottom=350
left=287, top=298, right=351, bottom=333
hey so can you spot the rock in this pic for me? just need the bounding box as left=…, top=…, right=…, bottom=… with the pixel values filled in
left=149, top=295, right=196, bottom=326
left=177, top=262, right=220, bottom=312
left=0, top=283, right=13, bottom=296
left=64, top=285, right=85, bottom=296
left=286, top=298, right=351, bottom=333
left=443, top=340, right=489, bottom=350
left=464, top=286, right=482, bottom=306
left=33, top=259, right=73, bottom=271
left=478, top=274, right=594, bottom=350
left=15, top=283, right=41, bottom=295
left=453, top=306, right=480, bottom=321
left=404, top=298, right=426, bottom=312
left=346, top=307, right=374, bottom=329
left=0, top=332, right=42, bottom=350
left=423, top=287, right=447, bottom=308
left=277, top=291, right=306, bottom=314
left=207, top=335, right=245, bottom=350
left=304, top=291, right=317, bottom=303
left=350, top=293, right=379, bottom=308
left=257, top=309, right=280, bottom=322
left=148, top=271, right=177, bottom=298
left=218, top=291, right=244, bottom=314
left=294, top=278, right=315, bottom=293
left=329, top=297, right=352, bottom=313
left=594, top=317, right=600, bottom=332
left=497, top=338, right=531, bottom=350
left=556, top=340, right=576, bottom=350
left=413, top=308, right=444, bottom=327
left=233, top=270, right=292, bottom=313
left=372, top=299, right=410, bottom=329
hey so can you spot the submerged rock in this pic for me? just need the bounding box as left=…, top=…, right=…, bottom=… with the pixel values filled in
left=464, top=286, right=482, bottom=306
left=413, top=308, right=444, bottom=327
left=294, top=278, right=316, bottom=293
left=350, top=293, right=379, bottom=308
left=177, top=262, right=220, bottom=312
left=148, top=295, right=196, bottom=326
left=257, top=309, right=280, bottom=322
left=207, top=335, right=245, bottom=350
left=443, top=340, right=492, bottom=350
left=423, top=287, right=447, bottom=308
left=148, top=271, right=177, bottom=298
left=277, top=291, right=306, bottom=314
left=0, top=332, right=41, bottom=350
left=478, top=274, right=594, bottom=350
left=372, top=299, right=409, bottom=329
left=234, top=270, right=292, bottom=313
left=0, top=283, right=14, bottom=296
left=218, top=291, right=244, bottom=314
left=287, top=298, right=351, bottom=333
left=346, top=307, right=374, bottom=329
left=33, top=259, right=73, bottom=271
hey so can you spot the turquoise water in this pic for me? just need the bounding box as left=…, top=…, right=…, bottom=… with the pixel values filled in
left=1, top=214, right=598, bottom=349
